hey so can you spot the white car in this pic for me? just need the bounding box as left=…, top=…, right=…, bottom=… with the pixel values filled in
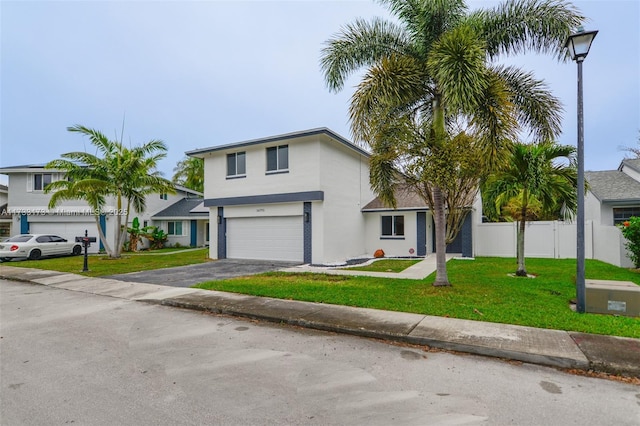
left=0, top=234, right=83, bottom=261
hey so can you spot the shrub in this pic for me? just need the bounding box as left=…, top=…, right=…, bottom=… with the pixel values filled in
left=619, top=217, right=640, bottom=268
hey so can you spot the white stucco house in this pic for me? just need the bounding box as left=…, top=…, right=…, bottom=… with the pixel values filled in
left=186, top=128, right=472, bottom=265
left=585, top=158, right=640, bottom=226
left=0, top=164, right=205, bottom=253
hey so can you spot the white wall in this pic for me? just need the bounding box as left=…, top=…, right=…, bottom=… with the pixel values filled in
left=475, top=220, right=631, bottom=267
left=363, top=211, right=421, bottom=258
left=317, top=139, right=373, bottom=263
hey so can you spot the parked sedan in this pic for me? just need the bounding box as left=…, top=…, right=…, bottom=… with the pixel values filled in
left=0, top=234, right=83, bottom=261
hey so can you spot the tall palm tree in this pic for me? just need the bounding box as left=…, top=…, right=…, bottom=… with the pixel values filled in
left=172, top=156, right=204, bottom=193
left=45, top=125, right=175, bottom=258
left=482, top=141, right=578, bottom=276
left=320, top=0, right=583, bottom=286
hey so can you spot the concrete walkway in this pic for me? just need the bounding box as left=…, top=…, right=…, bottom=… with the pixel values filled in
left=1, top=264, right=639, bottom=378
left=283, top=254, right=457, bottom=279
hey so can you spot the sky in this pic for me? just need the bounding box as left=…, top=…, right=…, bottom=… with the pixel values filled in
left=1, top=0, right=639, bottom=187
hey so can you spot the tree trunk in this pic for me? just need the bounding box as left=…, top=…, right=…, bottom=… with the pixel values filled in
left=516, top=202, right=527, bottom=276
left=94, top=215, right=112, bottom=256
left=432, top=185, right=451, bottom=286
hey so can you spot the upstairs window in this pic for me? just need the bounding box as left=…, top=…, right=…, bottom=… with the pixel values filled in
left=381, top=215, right=404, bottom=238
left=227, top=152, right=246, bottom=178
left=33, top=173, right=52, bottom=191
left=266, top=145, right=288, bottom=173
left=613, top=207, right=640, bottom=225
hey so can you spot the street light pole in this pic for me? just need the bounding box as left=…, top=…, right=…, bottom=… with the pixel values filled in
left=575, top=57, right=586, bottom=313
left=565, top=27, right=597, bottom=313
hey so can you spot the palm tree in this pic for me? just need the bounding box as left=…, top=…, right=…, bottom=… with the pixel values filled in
left=482, top=141, right=578, bottom=276
left=320, top=0, right=583, bottom=286
left=172, top=156, right=204, bottom=193
left=45, top=125, right=175, bottom=258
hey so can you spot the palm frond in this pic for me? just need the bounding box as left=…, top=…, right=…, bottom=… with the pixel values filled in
left=495, top=65, right=563, bottom=141
left=320, top=17, right=410, bottom=92
left=472, top=0, right=585, bottom=61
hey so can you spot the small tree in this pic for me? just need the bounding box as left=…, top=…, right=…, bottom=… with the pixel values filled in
left=126, top=217, right=142, bottom=252
left=482, top=141, right=578, bottom=276
left=620, top=217, right=640, bottom=268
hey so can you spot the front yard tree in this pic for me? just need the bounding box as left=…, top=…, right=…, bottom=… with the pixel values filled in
left=482, top=141, right=578, bottom=276
left=45, top=125, right=175, bottom=258
left=320, top=0, right=583, bottom=286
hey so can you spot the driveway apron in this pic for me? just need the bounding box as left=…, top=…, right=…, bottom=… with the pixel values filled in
left=103, top=259, right=300, bottom=287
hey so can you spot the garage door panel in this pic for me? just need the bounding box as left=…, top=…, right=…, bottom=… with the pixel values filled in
left=29, top=222, right=100, bottom=253
left=227, top=216, right=303, bottom=262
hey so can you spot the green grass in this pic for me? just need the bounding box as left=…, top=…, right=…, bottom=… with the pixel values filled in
left=3, top=248, right=211, bottom=277
left=344, top=258, right=421, bottom=273
left=194, top=257, right=640, bottom=339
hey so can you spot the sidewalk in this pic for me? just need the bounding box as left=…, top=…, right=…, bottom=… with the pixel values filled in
left=1, top=263, right=639, bottom=378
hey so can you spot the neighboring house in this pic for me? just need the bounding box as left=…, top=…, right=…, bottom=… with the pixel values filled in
left=0, top=184, right=10, bottom=238
left=0, top=164, right=204, bottom=253
left=585, top=158, right=640, bottom=226
left=187, top=128, right=472, bottom=265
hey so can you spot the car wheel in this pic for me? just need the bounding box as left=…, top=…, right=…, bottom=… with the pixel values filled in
left=72, top=245, right=82, bottom=256
left=0, top=257, right=11, bottom=262
left=28, top=249, right=42, bottom=260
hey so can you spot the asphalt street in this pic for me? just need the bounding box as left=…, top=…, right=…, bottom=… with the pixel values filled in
left=2, top=279, right=639, bottom=426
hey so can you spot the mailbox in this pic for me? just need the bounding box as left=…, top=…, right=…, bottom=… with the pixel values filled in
left=75, top=236, right=97, bottom=243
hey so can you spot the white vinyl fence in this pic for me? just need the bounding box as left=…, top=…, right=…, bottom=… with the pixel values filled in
left=474, top=220, right=633, bottom=268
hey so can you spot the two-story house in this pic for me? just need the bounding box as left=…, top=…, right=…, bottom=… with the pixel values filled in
left=187, top=128, right=472, bottom=265
left=0, top=164, right=206, bottom=253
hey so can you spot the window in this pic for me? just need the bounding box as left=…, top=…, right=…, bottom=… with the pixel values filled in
left=381, top=215, right=404, bottom=237
left=33, top=173, right=52, bottom=191
left=266, top=145, right=288, bottom=173
left=227, top=152, right=246, bottom=177
left=167, top=221, right=183, bottom=236
left=160, top=193, right=168, bottom=200
left=613, top=207, right=640, bottom=225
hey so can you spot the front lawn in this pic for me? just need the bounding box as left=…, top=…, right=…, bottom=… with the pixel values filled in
left=194, top=257, right=640, bottom=338
left=2, top=248, right=211, bottom=277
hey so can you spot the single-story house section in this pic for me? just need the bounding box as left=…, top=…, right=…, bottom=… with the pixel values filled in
left=151, top=198, right=209, bottom=247
left=187, top=128, right=473, bottom=264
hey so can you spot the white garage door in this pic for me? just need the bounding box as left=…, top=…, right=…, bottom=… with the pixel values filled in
left=29, top=222, right=100, bottom=253
left=226, top=216, right=303, bottom=262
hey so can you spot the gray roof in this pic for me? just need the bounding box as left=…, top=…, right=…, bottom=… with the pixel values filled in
left=362, top=187, right=429, bottom=211
left=185, top=128, right=370, bottom=158
left=152, top=198, right=208, bottom=218
left=620, top=158, right=640, bottom=173
left=585, top=170, right=640, bottom=203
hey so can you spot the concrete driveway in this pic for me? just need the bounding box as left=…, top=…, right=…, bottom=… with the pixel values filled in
left=104, top=258, right=301, bottom=288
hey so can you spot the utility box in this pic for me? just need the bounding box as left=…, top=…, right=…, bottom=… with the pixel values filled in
left=585, top=280, right=640, bottom=317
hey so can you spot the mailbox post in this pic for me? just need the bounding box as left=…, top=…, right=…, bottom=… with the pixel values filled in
left=75, top=230, right=97, bottom=272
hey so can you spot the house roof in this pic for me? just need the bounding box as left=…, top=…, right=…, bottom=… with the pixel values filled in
left=151, top=198, right=208, bottom=219
left=185, top=128, right=370, bottom=158
left=362, top=188, right=429, bottom=211
left=619, top=158, right=640, bottom=173
left=585, top=170, right=640, bottom=203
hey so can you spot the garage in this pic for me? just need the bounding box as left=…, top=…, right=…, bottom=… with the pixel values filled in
left=226, top=216, right=303, bottom=262
left=29, top=222, right=101, bottom=253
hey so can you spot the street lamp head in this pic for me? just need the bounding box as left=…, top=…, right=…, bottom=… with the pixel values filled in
left=565, top=26, right=598, bottom=62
